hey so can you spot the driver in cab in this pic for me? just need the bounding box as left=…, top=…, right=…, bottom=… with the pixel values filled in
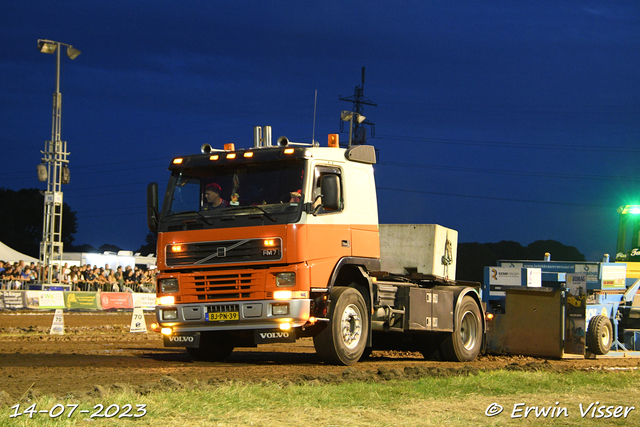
left=203, top=183, right=229, bottom=210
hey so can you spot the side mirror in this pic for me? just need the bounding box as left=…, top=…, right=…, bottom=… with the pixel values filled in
left=147, top=182, right=159, bottom=232
left=320, top=174, right=341, bottom=211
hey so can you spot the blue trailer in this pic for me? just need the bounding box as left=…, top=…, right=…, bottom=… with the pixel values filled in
left=482, top=257, right=640, bottom=358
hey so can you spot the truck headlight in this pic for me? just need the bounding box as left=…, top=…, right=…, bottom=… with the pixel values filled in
left=272, top=303, right=290, bottom=315
left=275, top=272, right=295, bottom=287
left=159, top=278, right=179, bottom=293
left=162, top=309, right=178, bottom=321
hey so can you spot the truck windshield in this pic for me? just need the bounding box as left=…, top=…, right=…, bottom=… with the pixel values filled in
left=160, top=159, right=305, bottom=228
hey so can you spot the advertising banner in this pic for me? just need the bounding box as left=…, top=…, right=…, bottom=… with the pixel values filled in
left=25, top=291, right=40, bottom=309
left=1, top=291, right=25, bottom=309
left=39, top=291, right=65, bottom=309
left=132, top=293, right=156, bottom=310
left=64, top=292, right=100, bottom=310
left=0, top=291, right=155, bottom=311
left=100, top=292, right=133, bottom=310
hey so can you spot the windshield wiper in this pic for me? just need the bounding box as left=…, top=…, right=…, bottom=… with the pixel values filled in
left=169, top=210, right=214, bottom=225
left=222, top=205, right=277, bottom=222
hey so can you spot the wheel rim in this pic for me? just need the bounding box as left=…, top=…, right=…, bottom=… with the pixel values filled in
left=460, top=310, right=479, bottom=351
left=340, top=303, right=362, bottom=349
left=600, top=326, right=611, bottom=347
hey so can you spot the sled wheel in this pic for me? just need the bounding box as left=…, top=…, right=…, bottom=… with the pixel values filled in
left=586, top=315, right=612, bottom=355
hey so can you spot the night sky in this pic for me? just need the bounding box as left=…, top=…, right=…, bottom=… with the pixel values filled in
left=2, top=1, right=639, bottom=261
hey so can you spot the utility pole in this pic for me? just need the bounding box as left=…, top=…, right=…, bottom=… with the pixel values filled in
left=37, top=39, right=80, bottom=289
left=339, top=67, right=377, bottom=146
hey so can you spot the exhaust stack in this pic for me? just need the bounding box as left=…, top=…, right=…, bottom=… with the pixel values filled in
left=253, top=126, right=273, bottom=148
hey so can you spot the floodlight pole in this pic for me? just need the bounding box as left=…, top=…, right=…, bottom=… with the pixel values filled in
left=37, top=39, right=79, bottom=290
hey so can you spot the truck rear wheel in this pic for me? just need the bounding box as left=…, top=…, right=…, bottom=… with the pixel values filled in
left=186, top=332, right=234, bottom=362
left=313, top=286, right=368, bottom=365
left=439, top=295, right=482, bottom=362
left=586, top=315, right=612, bottom=355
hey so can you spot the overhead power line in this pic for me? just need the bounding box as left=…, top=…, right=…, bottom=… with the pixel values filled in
left=379, top=161, right=640, bottom=182
left=375, top=134, right=640, bottom=153
left=376, top=186, right=609, bottom=209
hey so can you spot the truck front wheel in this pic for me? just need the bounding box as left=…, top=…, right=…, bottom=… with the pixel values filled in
left=440, top=295, right=482, bottom=362
left=313, top=286, right=369, bottom=365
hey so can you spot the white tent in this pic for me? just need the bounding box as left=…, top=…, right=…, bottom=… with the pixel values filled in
left=0, top=241, right=39, bottom=264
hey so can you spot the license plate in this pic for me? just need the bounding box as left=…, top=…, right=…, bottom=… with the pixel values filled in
left=206, top=312, right=239, bottom=321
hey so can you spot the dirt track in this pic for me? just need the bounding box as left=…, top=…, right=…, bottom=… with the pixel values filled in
left=0, top=311, right=638, bottom=403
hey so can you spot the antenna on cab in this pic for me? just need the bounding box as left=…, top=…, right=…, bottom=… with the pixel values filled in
left=312, top=89, right=318, bottom=147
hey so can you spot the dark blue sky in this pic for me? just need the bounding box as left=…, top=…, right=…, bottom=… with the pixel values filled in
left=2, top=1, right=639, bottom=261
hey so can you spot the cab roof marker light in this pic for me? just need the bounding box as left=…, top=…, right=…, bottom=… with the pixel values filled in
left=226, top=153, right=237, bottom=159
left=283, top=148, right=294, bottom=154
left=209, top=154, right=219, bottom=161
left=243, top=151, right=254, bottom=158
left=172, top=158, right=184, bottom=165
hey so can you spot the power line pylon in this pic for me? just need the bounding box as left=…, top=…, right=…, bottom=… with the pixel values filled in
left=339, top=67, right=377, bottom=146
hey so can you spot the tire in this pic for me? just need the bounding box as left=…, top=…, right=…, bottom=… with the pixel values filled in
left=313, top=287, right=369, bottom=365
left=439, top=295, right=483, bottom=362
left=587, top=315, right=612, bottom=355
left=186, top=332, right=234, bottom=362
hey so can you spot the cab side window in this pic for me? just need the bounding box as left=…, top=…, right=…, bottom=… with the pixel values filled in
left=313, top=166, right=343, bottom=214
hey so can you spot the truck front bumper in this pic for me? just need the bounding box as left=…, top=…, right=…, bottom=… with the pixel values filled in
left=155, top=299, right=312, bottom=333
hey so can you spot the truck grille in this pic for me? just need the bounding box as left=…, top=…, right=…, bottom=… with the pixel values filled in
left=180, top=270, right=266, bottom=302
left=165, top=238, right=282, bottom=267
left=207, top=304, right=240, bottom=313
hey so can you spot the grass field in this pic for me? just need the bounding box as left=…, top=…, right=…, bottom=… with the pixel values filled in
left=3, top=368, right=639, bottom=426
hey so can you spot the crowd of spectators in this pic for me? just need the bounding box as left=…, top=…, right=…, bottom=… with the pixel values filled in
left=0, top=260, right=156, bottom=293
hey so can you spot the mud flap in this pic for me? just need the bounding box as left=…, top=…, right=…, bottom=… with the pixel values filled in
left=254, top=329, right=296, bottom=344
left=164, top=332, right=200, bottom=348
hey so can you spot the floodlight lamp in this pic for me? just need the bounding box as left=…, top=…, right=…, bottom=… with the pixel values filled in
left=66, top=46, right=81, bottom=60
left=619, top=205, right=640, bottom=215
left=341, top=111, right=353, bottom=121
left=38, top=40, right=57, bottom=54
left=355, top=114, right=366, bottom=124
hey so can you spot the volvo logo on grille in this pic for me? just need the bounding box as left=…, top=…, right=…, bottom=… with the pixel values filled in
left=254, top=329, right=295, bottom=343
left=217, top=247, right=226, bottom=257
left=259, top=332, right=289, bottom=339
left=169, top=336, right=194, bottom=342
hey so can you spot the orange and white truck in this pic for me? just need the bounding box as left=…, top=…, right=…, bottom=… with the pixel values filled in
left=147, top=127, right=484, bottom=365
